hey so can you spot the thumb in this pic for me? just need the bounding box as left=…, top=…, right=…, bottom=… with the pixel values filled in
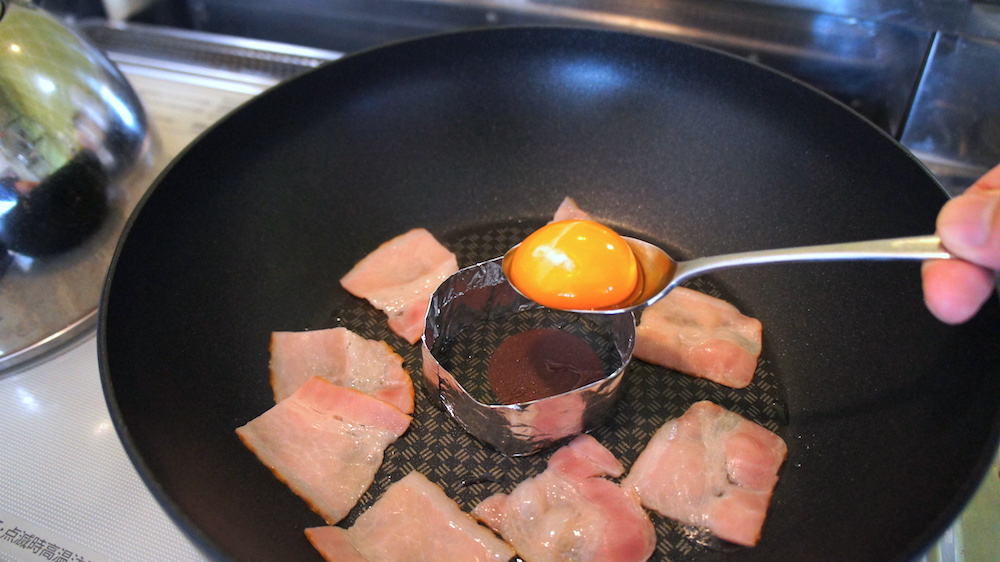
left=936, top=185, right=1000, bottom=270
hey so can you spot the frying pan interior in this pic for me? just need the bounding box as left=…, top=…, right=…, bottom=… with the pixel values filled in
left=100, top=27, right=1000, bottom=561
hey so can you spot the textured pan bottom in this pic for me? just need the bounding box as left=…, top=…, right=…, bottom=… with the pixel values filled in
left=331, top=222, right=788, bottom=559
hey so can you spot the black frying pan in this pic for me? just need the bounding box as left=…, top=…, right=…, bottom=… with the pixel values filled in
left=99, top=27, right=1000, bottom=561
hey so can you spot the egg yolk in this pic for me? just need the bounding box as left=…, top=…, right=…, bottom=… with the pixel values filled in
left=507, top=220, right=640, bottom=310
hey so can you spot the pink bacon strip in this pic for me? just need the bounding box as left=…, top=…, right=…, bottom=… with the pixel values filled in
left=340, top=228, right=458, bottom=344
left=306, top=471, right=514, bottom=562
left=473, top=434, right=656, bottom=562
left=622, top=401, right=787, bottom=547
left=270, top=327, right=414, bottom=413
left=635, top=286, right=763, bottom=388
left=236, top=377, right=411, bottom=524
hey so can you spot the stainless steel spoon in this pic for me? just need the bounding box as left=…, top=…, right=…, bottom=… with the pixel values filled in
left=501, top=234, right=955, bottom=314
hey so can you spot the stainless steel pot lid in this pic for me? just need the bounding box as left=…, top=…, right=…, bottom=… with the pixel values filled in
left=0, top=0, right=153, bottom=373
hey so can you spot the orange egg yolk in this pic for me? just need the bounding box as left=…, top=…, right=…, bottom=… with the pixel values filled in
left=507, top=220, right=640, bottom=310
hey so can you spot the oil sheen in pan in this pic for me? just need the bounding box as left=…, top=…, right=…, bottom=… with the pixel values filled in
left=331, top=222, right=790, bottom=558
left=433, top=309, right=621, bottom=405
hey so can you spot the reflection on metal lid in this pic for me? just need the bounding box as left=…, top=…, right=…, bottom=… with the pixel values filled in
left=0, top=2, right=151, bottom=374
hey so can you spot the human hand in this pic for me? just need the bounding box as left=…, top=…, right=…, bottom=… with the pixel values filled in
left=922, top=163, right=1000, bottom=324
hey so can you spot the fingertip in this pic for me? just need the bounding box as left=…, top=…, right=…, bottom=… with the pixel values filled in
left=922, top=260, right=996, bottom=324
left=936, top=188, right=1000, bottom=268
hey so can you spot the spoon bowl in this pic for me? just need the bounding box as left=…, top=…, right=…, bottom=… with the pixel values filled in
left=502, top=234, right=955, bottom=314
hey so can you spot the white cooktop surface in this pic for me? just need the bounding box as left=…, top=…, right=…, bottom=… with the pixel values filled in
left=0, top=337, right=204, bottom=562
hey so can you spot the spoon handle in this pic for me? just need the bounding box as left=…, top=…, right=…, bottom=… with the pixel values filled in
left=672, top=235, right=952, bottom=287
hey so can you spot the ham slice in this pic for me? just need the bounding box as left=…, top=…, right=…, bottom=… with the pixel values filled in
left=305, top=471, right=514, bottom=562
left=622, top=401, right=787, bottom=547
left=473, top=434, right=656, bottom=562
left=236, top=377, right=411, bottom=524
left=551, top=196, right=594, bottom=222
left=340, top=228, right=459, bottom=344
left=634, top=286, right=763, bottom=388
left=269, top=327, right=414, bottom=413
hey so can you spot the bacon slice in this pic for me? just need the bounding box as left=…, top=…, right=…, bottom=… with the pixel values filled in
left=269, top=327, right=414, bottom=413
left=340, top=228, right=459, bottom=344
left=551, top=196, right=594, bottom=222
left=305, top=471, right=514, bottom=562
left=236, top=377, right=411, bottom=524
left=634, top=286, right=763, bottom=388
left=622, top=401, right=787, bottom=547
left=472, top=434, right=656, bottom=562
